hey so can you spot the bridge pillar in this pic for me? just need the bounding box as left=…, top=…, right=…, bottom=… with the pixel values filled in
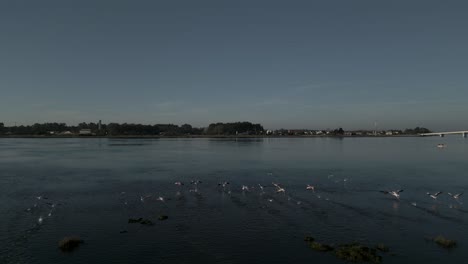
left=439, top=134, right=444, bottom=137
left=463, top=133, right=466, bottom=138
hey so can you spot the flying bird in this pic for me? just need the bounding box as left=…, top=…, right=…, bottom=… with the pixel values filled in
left=380, top=190, right=403, bottom=199
left=306, top=185, right=315, bottom=191
left=218, top=182, right=229, bottom=188
left=448, top=192, right=463, bottom=199
left=427, top=191, right=443, bottom=199
left=258, top=184, right=265, bottom=192
left=273, top=183, right=285, bottom=193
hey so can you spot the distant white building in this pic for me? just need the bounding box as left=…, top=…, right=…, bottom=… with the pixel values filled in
left=79, top=129, right=92, bottom=135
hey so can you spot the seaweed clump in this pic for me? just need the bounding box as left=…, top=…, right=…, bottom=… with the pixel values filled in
left=58, top=237, right=83, bottom=252
left=304, top=236, right=388, bottom=263
left=428, top=236, right=457, bottom=249
left=310, top=242, right=334, bottom=252
left=128, top=218, right=154, bottom=226
left=375, top=243, right=389, bottom=252
left=304, top=236, right=333, bottom=252
left=335, top=243, right=382, bottom=263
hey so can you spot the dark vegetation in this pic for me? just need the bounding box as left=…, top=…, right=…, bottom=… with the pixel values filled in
left=206, top=122, right=264, bottom=135
left=304, top=236, right=387, bottom=263
left=0, top=121, right=264, bottom=136
left=426, top=236, right=457, bottom=249
left=403, top=127, right=432, bottom=134
left=0, top=121, right=430, bottom=136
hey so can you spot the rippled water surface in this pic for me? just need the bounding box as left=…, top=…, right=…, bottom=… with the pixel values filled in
left=1, top=137, right=468, bottom=263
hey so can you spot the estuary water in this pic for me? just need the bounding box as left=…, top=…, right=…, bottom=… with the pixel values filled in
left=1, top=137, right=467, bottom=263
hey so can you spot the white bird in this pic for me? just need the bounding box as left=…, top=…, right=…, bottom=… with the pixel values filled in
left=38, top=216, right=43, bottom=224
left=242, top=185, right=249, bottom=191
left=427, top=191, right=443, bottom=200
left=306, top=185, right=315, bottom=191
left=268, top=199, right=273, bottom=202
left=258, top=184, right=265, bottom=192
left=174, top=181, right=184, bottom=186
left=218, top=182, right=229, bottom=188
left=380, top=190, right=403, bottom=199
left=272, top=182, right=286, bottom=193
left=389, top=190, right=402, bottom=199
left=448, top=192, right=463, bottom=199
left=157, top=196, right=165, bottom=202
left=140, top=195, right=152, bottom=202
left=36, top=196, right=43, bottom=200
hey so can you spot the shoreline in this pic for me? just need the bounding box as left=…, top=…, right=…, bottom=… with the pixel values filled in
left=0, top=135, right=422, bottom=139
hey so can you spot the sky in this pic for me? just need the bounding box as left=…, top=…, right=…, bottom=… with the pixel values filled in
left=1, top=0, right=467, bottom=130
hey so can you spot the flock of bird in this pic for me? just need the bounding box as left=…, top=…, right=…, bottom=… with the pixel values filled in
left=133, top=179, right=464, bottom=206
left=25, top=195, right=60, bottom=225
left=380, top=189, right=463, bottom=201
left=26, top=175, right=464, bottom=227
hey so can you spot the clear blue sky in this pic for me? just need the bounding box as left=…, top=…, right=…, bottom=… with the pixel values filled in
left=1, top=0, right=467, bottom=130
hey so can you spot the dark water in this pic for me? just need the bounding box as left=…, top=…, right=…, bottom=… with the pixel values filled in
left=1, top=137, right=467, bottom=263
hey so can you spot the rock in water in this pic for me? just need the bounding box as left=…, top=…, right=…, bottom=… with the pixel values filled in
left=158, top=215, right=169, bottom=221
left=310, top=242, right=334, bottom=252
left=335, top=243, right=382, bottom=263
left=58, top=237, right=83, bottom=252
left=140, top=219, right=154, bottom=226
left=433, top=236, right=457, bottom=249
left=128, top=218, right=143, bottom=223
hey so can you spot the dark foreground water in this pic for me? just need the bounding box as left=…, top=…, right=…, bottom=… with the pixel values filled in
left=1, top=137, right=468, bottom=263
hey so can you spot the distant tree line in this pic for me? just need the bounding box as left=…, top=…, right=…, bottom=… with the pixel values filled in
left=403, top=127, right=431, bottom=134
left=0, top=122, right=431, bottom=136
left=106, top=123, right=202, bottom=136
left=0, top=121, right=262, bottom=136
left=332, top=127, right=345, bottom=135
left=205, top=122, right=264, bottom=135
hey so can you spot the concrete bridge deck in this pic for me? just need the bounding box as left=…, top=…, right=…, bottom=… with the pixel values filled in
left=420, top=131, right=468, bottom=137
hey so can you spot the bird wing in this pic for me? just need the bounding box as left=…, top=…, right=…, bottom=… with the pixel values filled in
left=435, top=191, right=443, bottom=196
left=379, top=191, right=389, bottom=194
left=397, top=190, right=404, bottom=194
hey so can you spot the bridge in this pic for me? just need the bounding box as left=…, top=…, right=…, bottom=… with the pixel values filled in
left=420, top=131, right=468, bottom=138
